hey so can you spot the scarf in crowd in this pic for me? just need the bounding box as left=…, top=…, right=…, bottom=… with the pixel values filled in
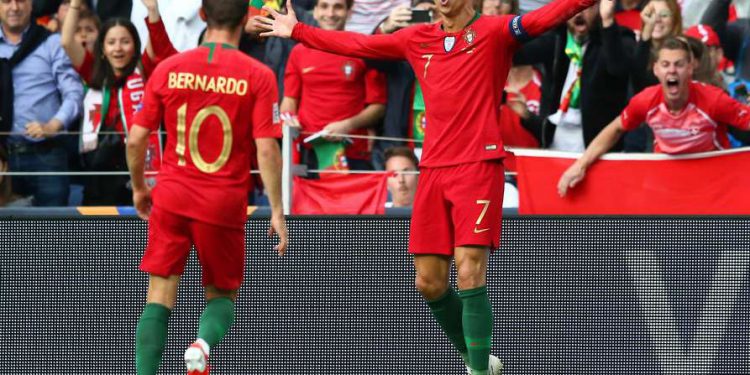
left=81, top=68, right=162, bottom=170
left=560, top=32, right=583, bottom=112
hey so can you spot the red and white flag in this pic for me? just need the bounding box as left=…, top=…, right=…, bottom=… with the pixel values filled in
left=514, top=148, right=750, bottom=215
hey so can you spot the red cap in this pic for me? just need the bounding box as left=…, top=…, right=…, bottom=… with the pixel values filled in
left=684, top=24, right=721, bottom=47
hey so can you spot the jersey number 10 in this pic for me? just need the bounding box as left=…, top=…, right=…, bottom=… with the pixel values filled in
left=175, top=103, right=233, bottom=174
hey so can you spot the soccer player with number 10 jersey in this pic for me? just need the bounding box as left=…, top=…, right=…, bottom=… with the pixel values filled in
left=126, top=0, right=288, bottom=374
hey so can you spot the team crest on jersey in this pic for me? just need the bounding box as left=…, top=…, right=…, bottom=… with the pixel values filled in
left=444, top=36, right=456, bottom=52
left=464, top=28, right=476, bottom=45
left=342, top=61, right=355, bottom=80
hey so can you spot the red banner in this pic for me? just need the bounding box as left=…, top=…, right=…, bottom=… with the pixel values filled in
left=514, top=148, right=750, bottom=215
left=292, top=173, right=389, bottom=215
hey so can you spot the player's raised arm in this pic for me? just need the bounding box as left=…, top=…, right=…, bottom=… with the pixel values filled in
left=257, top=4, right=408, bottom=60
left=512, top=0, right=604, bottom=41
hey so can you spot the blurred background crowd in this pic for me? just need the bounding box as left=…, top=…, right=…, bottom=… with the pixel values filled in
left=1, top=0, right=749, bottom=210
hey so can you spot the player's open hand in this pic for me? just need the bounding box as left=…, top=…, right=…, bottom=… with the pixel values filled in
left=133, top=187, right=152, bottom=220
left=257, top=4, right=298, bottom=39
left=322, top=120, right=353, bottom=142
left=557, top=163, right=586, bottom=198
left=269, top=213, right=288, bottom=256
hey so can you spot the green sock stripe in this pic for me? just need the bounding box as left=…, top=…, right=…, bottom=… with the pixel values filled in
left=198, top=297, right=236, bottom=348
left=465, top=336, right=493, bottom=349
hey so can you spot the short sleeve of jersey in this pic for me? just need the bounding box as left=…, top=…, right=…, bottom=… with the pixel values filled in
left=283, top=46, right=302, bottom=100
left=620, top=87, right=655, bottom=131
left=710, top=88, right=750, bottom=130
left=364, top=67, right=387, bottom=105
left=252, top=66, right=282, bottom=139
left=133, top=64, right=166, bottom=132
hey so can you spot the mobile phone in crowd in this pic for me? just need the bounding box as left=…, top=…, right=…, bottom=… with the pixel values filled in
left=735, top=84, right=749, bottom=104
left=410, top=9, right=432, bottom=24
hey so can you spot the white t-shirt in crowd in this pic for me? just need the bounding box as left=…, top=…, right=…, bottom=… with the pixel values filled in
left=519, top=0, right=552, bottom=14
left=131, top=0, right=206, bottom=52
left=345, top=0, right=410, bottom=34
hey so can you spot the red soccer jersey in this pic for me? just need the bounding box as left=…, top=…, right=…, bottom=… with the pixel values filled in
left=134, top=43, right=281, bottom=228
left=284, top=44, right=386, bottom=160
left=621, top=81, right=750, bottom=154
left=291, top=0, right=597, bottom=167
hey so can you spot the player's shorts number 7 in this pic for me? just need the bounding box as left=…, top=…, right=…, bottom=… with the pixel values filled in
left=176, top=103, right=233, bottom=173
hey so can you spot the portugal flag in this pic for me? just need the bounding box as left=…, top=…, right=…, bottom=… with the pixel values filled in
left=311, top=139, right=349, bottom=175
left=514, top=148, right=750, bottom=215
left=248, top=0, right=281, bottom=17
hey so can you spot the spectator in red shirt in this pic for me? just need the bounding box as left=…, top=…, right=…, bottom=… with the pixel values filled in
left=281, top=0, right=386, bottom=173
left=558, top=37, right=750, bottom=196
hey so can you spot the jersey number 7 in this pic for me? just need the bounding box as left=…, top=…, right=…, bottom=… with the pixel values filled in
left=175, top=103, right=233, bottom=174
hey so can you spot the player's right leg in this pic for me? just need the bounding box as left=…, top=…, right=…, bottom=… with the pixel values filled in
left=137, top=207, right=194, bottom=375
left=184, top=287, right=239, bottom=374
left=409, top=166, right=472, bottom=367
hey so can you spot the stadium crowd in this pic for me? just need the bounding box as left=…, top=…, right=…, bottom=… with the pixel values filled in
left=1, top=0, right=750, bottom=209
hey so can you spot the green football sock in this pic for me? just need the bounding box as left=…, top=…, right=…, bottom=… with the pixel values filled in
left=197, top=297, right=235, bottom=350
left=460, top=286, right=493, bottom=375
left=135, top=303, right=171, bottom=375
left=426, top=288, right=469, bottom=365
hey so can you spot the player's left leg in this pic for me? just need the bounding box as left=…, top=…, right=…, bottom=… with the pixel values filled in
left=446, top=160, right=505, bottom=375
left=185, top=220, right=246, bottom=374
left=455, top=247, right=498, bottom=375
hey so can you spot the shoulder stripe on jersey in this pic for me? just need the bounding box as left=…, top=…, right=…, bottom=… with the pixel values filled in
left=509, top=15, right=530, bottom=42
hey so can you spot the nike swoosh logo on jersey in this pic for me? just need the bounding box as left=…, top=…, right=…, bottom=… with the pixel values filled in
left=474, top=227, right=489, bottom=234
left=302, top=67, right=316, bottom=74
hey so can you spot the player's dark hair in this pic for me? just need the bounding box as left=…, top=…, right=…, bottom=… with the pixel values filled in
left=89, top=17, right=142, bottom=91
left=202, top=0, right=247, bottom=29
left=384, top=146, right=419, bottom=170
left=312, top=0, right=355, bottom=10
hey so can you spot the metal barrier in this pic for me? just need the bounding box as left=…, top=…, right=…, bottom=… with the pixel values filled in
left=1, top=216, right=748, bottom=374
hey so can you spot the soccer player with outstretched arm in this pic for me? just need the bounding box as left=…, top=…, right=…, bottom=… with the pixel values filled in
left=126, top=0, right=287, bottom=374
left=259, top=0, right=606, bottom=374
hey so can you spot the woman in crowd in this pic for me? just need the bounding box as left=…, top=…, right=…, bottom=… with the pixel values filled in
left=632, top=0, right=683, bottom=91
left=61, top=0, right=177, bottom=205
